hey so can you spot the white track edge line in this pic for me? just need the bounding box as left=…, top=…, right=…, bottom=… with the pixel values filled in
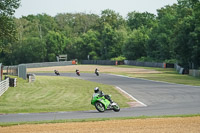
left=115, top=86, right=147, bottom=107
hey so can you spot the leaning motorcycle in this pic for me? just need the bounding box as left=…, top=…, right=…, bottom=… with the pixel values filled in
left=95, top=71, right=99, bottom=76
left=91, top=94, right=120, bottom=112
left=76, top=71, right=80, bottom=76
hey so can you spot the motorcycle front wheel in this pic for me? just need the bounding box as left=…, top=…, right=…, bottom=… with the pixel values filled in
left=95, top=102, right=105, bottom=112
left=113, top=104, right=120, bottom=112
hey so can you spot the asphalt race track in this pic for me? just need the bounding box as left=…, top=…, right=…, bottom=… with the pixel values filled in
left=1, top=73, right=200, bottom=123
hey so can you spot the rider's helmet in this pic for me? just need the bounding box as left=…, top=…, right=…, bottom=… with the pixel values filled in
left=94, top=87, right=99, bottom=93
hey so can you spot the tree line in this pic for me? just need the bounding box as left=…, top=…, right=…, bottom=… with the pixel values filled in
left=0, top=0, right=200, bottom=69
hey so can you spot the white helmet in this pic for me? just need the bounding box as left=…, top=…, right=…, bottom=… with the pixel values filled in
left=94, top=87, right=99, bottom=93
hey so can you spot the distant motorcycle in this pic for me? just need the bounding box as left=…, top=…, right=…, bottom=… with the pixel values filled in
left=76, top=69, right=80, bottom=76
left=95, top=68, right=99, bottom=76
left=54, top=70, right=60, bottom=75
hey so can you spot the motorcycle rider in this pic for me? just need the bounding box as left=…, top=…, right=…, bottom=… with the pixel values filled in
left=54, top=70, right=60, bottom=75
left=95, top=68, right=99, bottom=76
left=93, top=87, right=113, bottom=103
left=95, top=68, right=99, bottom=73
left=76, top=69, right=80, bottom=75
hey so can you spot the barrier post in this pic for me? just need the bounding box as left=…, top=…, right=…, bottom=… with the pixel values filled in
left=163, top=63, right=166, bottom=68
left=18, top=64, right=27, bottom=80
left=0, top=63, right=2, bottom=81
left=115, top=61, right=118, bottom=65
left=72, top=60, right=76, bottom=65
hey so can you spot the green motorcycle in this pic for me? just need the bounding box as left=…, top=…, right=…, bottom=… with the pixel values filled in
left=91, top=93, right=120, bottom=112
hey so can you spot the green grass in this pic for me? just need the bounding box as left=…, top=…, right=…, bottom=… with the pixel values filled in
left=0, top=76, right=131, bottom=114
left=113, top=65, right=200, bottom=86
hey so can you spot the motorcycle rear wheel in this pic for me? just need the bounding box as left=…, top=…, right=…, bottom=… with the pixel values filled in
left=95, top=102, right=105, bottom=112
left=95, top=72, right=99, bottom=76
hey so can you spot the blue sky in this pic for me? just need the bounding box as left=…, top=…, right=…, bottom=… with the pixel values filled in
left=14, top=0, right=177, bottom=18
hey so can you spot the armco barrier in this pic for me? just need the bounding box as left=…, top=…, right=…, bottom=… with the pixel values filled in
left=174, top=64, right=185, bottom=74
left=25, top=61, right=73, bottom=68
left=189, top=69, right=200, bottom=77
left=0, top=63, right=2, bottom=81
left=124, top=60, right=164, bottom=68
left=4, top=65, right=26, bottom=79
left=4, top=66, right=18, bottom=76
left=174, top=64, right=190, bottom=74
left=3, top=61, right=73, bottom=80
left=81, top=60, right=116, bottom=65
left=81, top=60, right=165, bottom=68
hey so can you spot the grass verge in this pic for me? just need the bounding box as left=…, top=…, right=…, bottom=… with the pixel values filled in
left=0, top=76, right=131, bottom=114
left=113, top=65, right=200, bottom=86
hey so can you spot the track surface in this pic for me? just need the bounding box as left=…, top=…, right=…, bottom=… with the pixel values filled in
left=1, top=73, right=200, bottom=123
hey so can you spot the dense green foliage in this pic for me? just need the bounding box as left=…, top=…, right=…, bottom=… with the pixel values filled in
left=0, top=0, right=20, bottom=64
left=0, top=0, right=199, bottom=69
left=0, top=0, right=20, bottom=39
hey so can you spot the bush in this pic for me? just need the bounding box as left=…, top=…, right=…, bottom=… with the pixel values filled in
left=136, top=56, right=155, bottom=62
left=164, top=59, right=177, bottom=64
left=111, top=56, right=126, bottom=61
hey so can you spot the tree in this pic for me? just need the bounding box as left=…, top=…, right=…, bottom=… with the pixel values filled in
left=0, top=0, right=20, bottom=39
left=46, top=31, right=67, bottom=61
left=55, top=13, right=99, bottom=37
left=0, top=0, right=20, bottom=64
left=123, top=27, right=149, bottom=60
left=69, top=30, right=101, bottom=60
left=174, top=0, right=200, bottom=68
left=98, top=9, right=125, bottom=30
left=20, top=14, right=57, bottom=39
left=12, top=37, right=46, bottom=64
left=111, top=26, right=128, bottom=58
left=146, top=4, right=178, bottom=61
left=80, top=30, right=101, bottom=60
left=3, top=0, right=199, bottom=67
left=101, top=23, right=117, bottom=59
left=192, top=0, right=200, bottom=68
left=55, top=13, right=74, bottom=37
left=127, top=11, right=156, bottom=30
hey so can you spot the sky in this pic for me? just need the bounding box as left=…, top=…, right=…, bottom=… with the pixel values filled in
left=14, top=0, right=178, bottom=18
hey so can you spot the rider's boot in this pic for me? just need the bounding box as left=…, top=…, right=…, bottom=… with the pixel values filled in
left=110, top=100, right=114, bottom=105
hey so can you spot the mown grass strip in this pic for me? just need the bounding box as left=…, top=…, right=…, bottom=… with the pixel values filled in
left=0, top=76, right=131, bottom=114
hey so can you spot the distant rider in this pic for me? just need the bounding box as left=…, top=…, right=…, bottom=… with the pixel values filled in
left=93, top=87, right=113, bottom=103
left=95, top=68, right=99, bottom=76
left=76, top=69, right=79, bottom=73
left=95, top=68, right=99, bottom=73
left=76, top=69, right=80, bottom=76
left=54, top=70, right=60, bottom=75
